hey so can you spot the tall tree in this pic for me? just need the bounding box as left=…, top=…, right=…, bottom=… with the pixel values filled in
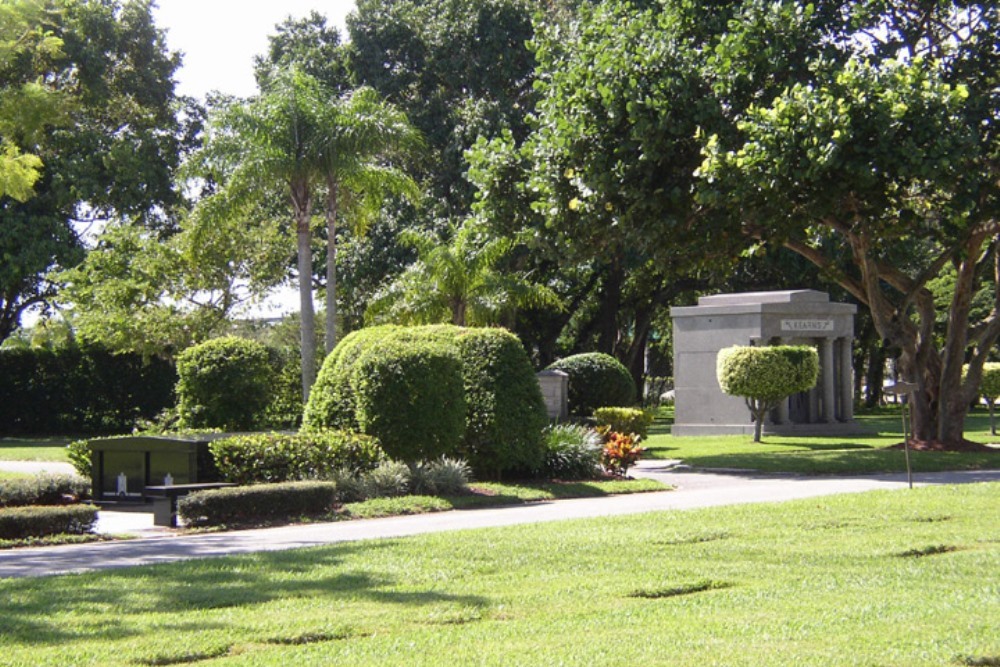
left=192, top=69, right=325, bottom=400
left=700, top=1, right=1000, bottom=446
left=0, top=0, right=184, bottom=344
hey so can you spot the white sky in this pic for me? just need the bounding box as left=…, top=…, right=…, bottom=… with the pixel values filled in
left=152, top=1, right=357, bottom=100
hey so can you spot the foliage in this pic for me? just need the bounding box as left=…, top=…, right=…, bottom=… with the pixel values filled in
left=454, top=327, right=547, bottom=478
left=409, top=457, right=472, bottom=496
left=352, top=336, right=467, bottom=463
left=208, top=431, right=385, bottom=485
left=0, top=345, right=176, bottom=436
left=538, top=424, right=602, bottom=480
left=593, top=407, right=655, bottom=439
left=304, top=325, right=547, bottom=477
left=698, top=1, right=1000, bottom=446
left=357, top=460, right=412, bottom=499
left=66, top=438, right=91, bottom=478
left=175, top=337, right=275, bottom=431
left=972, top=363, right=1000, bottom=435
left=177, top=481, right=339, bottom=528
left=547, top=352, right=636, bottom=417
left=1, top=0, right=186, bottom=344
left=717, top=345, right=819, bottom=442
left=0, top=504, right=97, bottom=539
left=600, top=431, right=645, bottom=477
left=0, top=473, right=89, bottom=507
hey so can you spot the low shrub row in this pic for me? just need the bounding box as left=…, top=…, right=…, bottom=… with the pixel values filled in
left=209, top=431, right=385, bottom=485
left=178, top=481, right=339, bottom=527
left=0, top=474, right=91, bottom=507
left=0, top=505, right=98, bottom=539
left=593, top=407, right=655, bottom=438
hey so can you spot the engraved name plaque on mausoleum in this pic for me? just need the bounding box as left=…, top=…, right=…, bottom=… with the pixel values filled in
left=670, top=290, right=861, bottom=436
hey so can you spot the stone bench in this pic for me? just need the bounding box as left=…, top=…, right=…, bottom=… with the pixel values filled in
left=143, top=483, right=235, bottom=527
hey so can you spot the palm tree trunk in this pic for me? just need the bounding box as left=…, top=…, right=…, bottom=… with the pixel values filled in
left=292, top=181, right=316, bottom=403
left=325, top=179, right=339, bottom=355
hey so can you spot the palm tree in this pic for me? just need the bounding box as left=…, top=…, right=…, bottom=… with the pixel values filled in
left=190, top=69, right=325, bottom=401
left=366, top=221, right=562, bottom=327
left=313, top=87, right=422, bottom=354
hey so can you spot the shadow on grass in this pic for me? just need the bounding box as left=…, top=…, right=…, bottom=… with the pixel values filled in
left=0, top=542, right=490, bottom=646
left=681, top=448, right=999, bottom=475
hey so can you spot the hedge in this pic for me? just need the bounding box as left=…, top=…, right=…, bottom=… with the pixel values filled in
left=546, top=353, right=636, bottom=416
left=0, top=505, right=98, bottom=539
left=304, top=325, right=548, bottom=477
left=0, top=346, right=175, bottom=436
left=209, top=431, right=385, bottom=484
left=177, top=482, right=339, bottom=527
left=0, top=474, right=91, bottom=508
left=176, top=336, right=276, bottom=431
left=593, top=407, right=655, bottom=438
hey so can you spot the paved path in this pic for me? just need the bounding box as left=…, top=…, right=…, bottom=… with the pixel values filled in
left=0, top=461, right=76, bottom=475
left=1, top=462, right=997, bottom=579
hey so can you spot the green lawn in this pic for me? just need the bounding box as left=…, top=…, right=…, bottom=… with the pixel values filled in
left=644, top=407, right=1000, bottom=474
left=0, top=483, right=996, bottom=666
left=0, top=437, right=72, bottom=462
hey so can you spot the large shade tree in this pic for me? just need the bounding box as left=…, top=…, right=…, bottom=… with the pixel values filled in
left=700, top=0, right=1000, bottom=447
left=0, top=0, right=184, bottom=344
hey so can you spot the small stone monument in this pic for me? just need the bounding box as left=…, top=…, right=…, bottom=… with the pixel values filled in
left=671, top=290, right=860, bottom=436
left=536, top=369, right=569, bottom=421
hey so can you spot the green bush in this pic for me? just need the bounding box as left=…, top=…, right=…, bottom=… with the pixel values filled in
left=67, top=439, right=93, bottom=478
left=176, top=336, right=276, bottom=431
left=0, top=345, right=176, bottom=436
left=177, top=481, right=339, bottom=527
left=979, top=362, right=1000, bottom=400
left=717, top=345, right=819, bottom=442
left=455, top=328, right=547, bottom=477
left=357, top=460, right=412, bottom=499
left=305, top=325, right=548, bottom=478
left=0, top=473, right=91, bottom=507
left=546, top=353, right=636, bottom=417
left=208, top=431, right=385, bottom=485
left=593, top=407, right=655, bottom=438
left=0, top=505, right=98, bottom=539
left=538, top=424, right=603, bottom=480
left=351, top=337, right=467, bottom=463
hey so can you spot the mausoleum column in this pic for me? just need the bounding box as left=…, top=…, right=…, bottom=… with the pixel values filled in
left=839, top=337, right=854, bottom=422
left=820, top=337, right=836, bottom=423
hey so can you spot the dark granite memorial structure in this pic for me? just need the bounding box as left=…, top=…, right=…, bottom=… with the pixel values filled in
left=671, top=290, right=861, bottom=436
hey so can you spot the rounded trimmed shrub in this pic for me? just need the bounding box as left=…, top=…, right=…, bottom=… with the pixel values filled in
left=717, top=345, right=819, bottom=442
left=455, top=328, right=547, bottom=477
left=176, top=336, right=276, bottom=431
left=351, top=337, right=467, bottom=463
left=593, top=407, right=655, bottom=438
left=546, top=353, right=636, bottom=417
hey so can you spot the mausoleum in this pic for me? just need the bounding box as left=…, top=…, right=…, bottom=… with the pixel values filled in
left=671, top=290, right=859, bottom=436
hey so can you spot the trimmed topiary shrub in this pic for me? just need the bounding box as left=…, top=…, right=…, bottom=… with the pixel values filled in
left=305, top=325, right=547, bottom=477
left=455, top=328, right=547, bottom=478
left=176, top=336, right=276, bottom=431
left=538, top=424, right=603, bottom=480
left=0, top=474, right=91, bottom=507
left=352, top=337, right=467, bottom=463
left=973, top=362, right=1000, bottom=435
left=177, top=481, right=339, bottom=527
left=0, top=505, right=98, bottom=539
left=717, top=345, right=819, bottom=442
left=546, top=353, right=636, bottom=417
left=593, top=407, right=655, bottom=438
left=208, top=431, right=385, bottom=485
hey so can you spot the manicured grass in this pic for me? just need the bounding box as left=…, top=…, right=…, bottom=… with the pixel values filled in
left=339, top=479, right=668, bottom=519
left=0, top=470, right=31, bottom=481
left=644, top=409, right=999, bottom=474
left=0, top=483, right=996, bottom=666
left=0, top=437, right=72, bottom=462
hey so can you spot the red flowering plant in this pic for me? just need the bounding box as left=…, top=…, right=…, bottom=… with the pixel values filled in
left=600, top=430, right=645, bottom=477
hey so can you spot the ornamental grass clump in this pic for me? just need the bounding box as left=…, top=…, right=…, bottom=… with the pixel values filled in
left=717, top=345, right=819, bottom=442
left=539, top=424, right=603, bottom=480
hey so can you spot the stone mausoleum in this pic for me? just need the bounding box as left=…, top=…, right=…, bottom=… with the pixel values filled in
left=671, top=290, right=859, bottom=436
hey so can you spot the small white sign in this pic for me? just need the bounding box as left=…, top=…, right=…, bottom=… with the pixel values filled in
left=781, top=319, right=835, bottom=332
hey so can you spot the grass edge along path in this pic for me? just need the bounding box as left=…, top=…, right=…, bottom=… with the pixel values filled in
left=0, top=482, right=995, bottom=666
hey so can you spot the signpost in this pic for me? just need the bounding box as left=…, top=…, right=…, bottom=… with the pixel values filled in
left=884, top=381, right=918, bottom=489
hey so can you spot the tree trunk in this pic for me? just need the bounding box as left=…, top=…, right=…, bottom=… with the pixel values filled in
left=292, top=180, right=316, bottom=403
left=596, top=263, right=623, bottom=355
left=325, top=179, right=339, bottom=356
